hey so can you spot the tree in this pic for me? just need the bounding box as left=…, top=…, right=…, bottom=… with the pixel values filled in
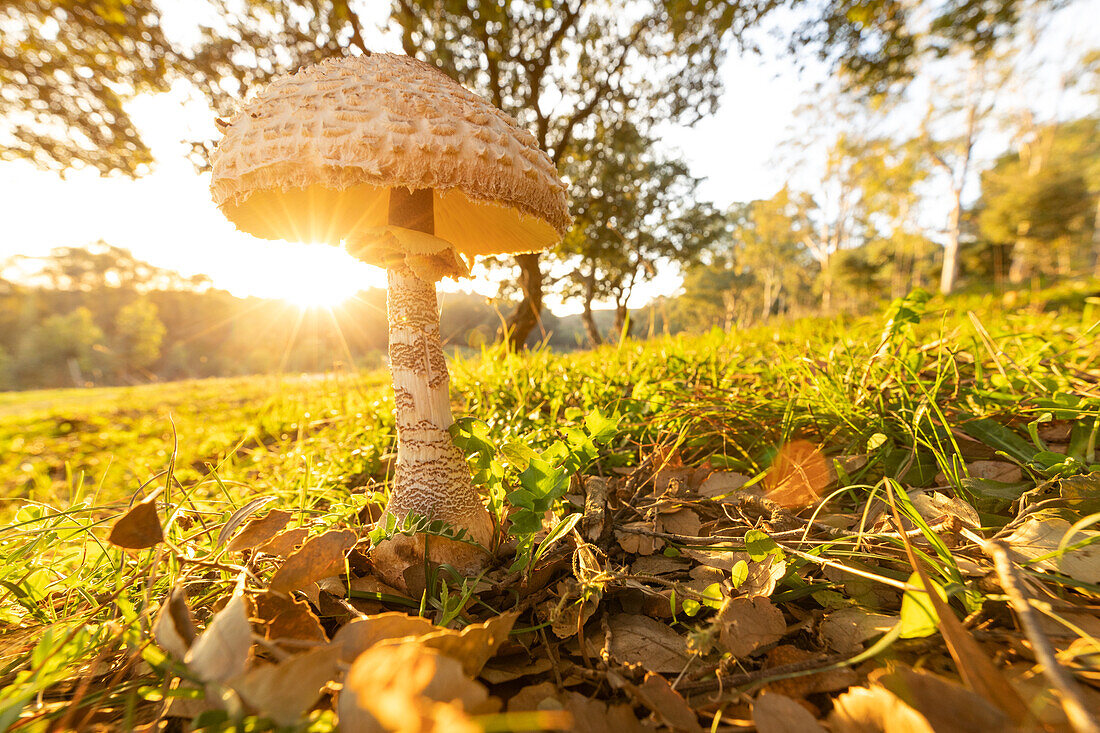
left=793, top=135, right=866, bottom=310
left=798, top=0, right=1044, bottom=96
left=736, top=188, right=814, bottom=320
left=979, top=118, right=1098, bottom=282
left=17, top=307, right=105, bottom=387
left=849, top=136, right=933, bottom=297
left=186, top=0, right=756, bottom=347
left=559, top=123, right=724, bottom=345
left=920, top=52, right=1004, bottom=293
left=115, top=300, right=166, bottom=376
left=0, top=0, right=177, bottom=175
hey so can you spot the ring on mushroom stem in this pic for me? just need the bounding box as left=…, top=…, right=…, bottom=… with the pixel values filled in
left=208, top=53, right=571, bottom=592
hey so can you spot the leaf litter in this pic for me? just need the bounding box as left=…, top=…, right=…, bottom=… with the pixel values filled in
left=5, top=291, right=1100, bottom=731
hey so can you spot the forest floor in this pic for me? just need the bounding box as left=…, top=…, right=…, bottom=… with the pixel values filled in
left=2, top=281, right=1100, bottom=732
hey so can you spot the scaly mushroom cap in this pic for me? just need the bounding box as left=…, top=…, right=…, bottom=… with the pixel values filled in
left=210, top=53, right=571, bottom=275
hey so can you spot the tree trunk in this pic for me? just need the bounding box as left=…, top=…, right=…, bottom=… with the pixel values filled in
left=1009, top=220, right=1032, bottom=284
left=612, top=303, right=631, bottom=340
left=940, top=192, right=963, bottom=294
left=580, top=266, right=602, bottom=347
left=500, top=253, right=543, bottom=349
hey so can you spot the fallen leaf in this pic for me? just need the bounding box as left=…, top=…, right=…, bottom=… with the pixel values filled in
left=615, top=523, right=663, bottom=555
left=717, top=597, right=786, bottom=658
left=507, top=681, right=648, bottom=733
left=819, top=608, right=897, bottom=653
left=338, top=643, right=490, bottom=733
left=873, top=665, right=1010, bottom=733
left=629, top=672, right=702, bottom=732
left=216, top=497, right=278, bottom=548
left=829, top=684, right=934, bottom=733
left=738, top=554, right=787, bottom=599
left=227, top=508, right=292, bottom=551
left=660, top=509, right=702, bottom=537
left=1000, top=515, right=1100, bottom=583
left=761, top=645, right=858, bottom=698
left=631, top=555, right=688, bottom=576
left=910, top=492, right=981, bottom=529
left=152, top=585, right=196, bottom=659
left=594, top=614, right=691, bottom=674
left=966, top=461, right=1023, bottom=483
left=231, top=646, right=339, bottom=726
left=108, top=499, right=163, bottom=549
left=256, top=526, right=309, bottom=557
left=416, top=611, right=518, bottom=677
left=332, top=612, right=438, bottom=662
left=185, top=590, right=251, bottom=684
left=253, top=591, right=327, bottom=644
left=269, top=529, right=357, bottom=594
left=753, top=692, right=826, bottom=733
left=698, top=471, right=751, bottom=499
left=481, top=653, right=554, bottom=684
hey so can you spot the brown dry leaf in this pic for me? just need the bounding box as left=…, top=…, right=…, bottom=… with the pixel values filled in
left=481, top=653, right=554, bottom=684
left=1000, top=516, right=1100, bottom=583
left=967, top=460, right=1023, bottom=483
left=829, top=685, right=934, bottom=733
left=761, top=645, right=857, bottom=698
left=630, top=555, right=688, bottom=576
left=185, top=590, right=251, bottom=684
left=256, top=526, right=309, bottom=557
left=739, top=554, right=787, bottom=599
left=681, top=545, right=743, bottom=571
left=595, top=614, right=691, bottom=674
left=753, top=692, right=826, bottom=733
left=227, top=509, right=293, bottom=551
left=697, top=471, right=751, bottom=499
left=231, top=646, right=339, bottom=726
left=910, top=492, right=980, bottom=529
left=660, top=509, right=702, bottom=537
left=630, top=672, right=702, bottom=733
left=337, top=642, right=490, bottom=733
left=717, top=597, right=786, bottom=658
left=253, top=591, right=327, bottom=644
left=153, top=585, right=196, bottom=659
left=417, top=611, right=519, bottom=677
left=508, top=682, right=650, bottom=733
left=269, top=529, right=357, bottom=594
left=616, top=523, right=663, bottom=555
left=819, top=608, right=897, bottom=654
left=108, top=498, right=163, bottom=549
left=873, top=665, right=1010, bottom=733
left=332, top=611, right=438, bottom=662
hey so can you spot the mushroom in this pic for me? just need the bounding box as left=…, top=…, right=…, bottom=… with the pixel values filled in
left=209, top=53, right=571, bottom=590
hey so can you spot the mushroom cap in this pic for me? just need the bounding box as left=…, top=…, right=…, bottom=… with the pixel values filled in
left=210, top=53, right=571, bottom=265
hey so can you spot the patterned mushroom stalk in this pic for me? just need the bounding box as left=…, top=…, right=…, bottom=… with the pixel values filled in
left=208, top=53, right=571, bottom=592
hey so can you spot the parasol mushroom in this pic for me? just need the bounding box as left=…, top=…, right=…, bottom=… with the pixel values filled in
left=209, top=53, right=570, bottom=591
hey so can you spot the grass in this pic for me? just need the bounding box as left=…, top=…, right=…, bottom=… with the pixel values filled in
left=2, top=281, right=1099, bottom=730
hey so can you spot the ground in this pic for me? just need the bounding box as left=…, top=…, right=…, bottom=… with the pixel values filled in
left=2, top=283, right=1099, bottom=731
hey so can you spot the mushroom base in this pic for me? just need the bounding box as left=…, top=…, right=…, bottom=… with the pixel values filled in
left=373, top=266, right=494, bottom=592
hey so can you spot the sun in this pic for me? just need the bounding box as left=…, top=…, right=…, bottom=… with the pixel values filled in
left=283, top=280, right=356, bottom=309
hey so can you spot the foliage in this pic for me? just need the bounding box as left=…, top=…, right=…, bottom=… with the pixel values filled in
left=0, top=0, right=177, bottom=174
left=560, top=122, right=725, bottom=343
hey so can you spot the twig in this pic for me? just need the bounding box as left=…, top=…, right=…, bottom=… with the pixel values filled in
left=984, top=540, right=1100, bottom=733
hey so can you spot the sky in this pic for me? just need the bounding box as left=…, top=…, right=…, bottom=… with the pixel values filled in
left=1, top=1, right=1096, bottom=314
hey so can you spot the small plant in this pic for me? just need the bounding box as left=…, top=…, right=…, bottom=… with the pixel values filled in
left=451, top=407, right=621, bottom=573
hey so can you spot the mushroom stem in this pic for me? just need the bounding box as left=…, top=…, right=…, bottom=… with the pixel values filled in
left=374, top=265, right=493, bottom=590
